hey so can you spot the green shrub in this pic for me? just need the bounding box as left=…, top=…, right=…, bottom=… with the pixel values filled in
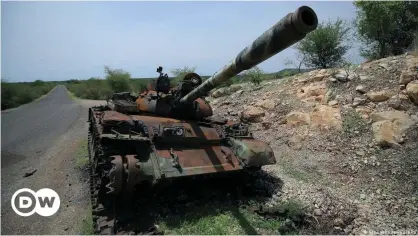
left=1, top=80, right=57, bottom=110
left=104, top=66, right=131, bottom=93
left=244, top=66, right=264, bottom=85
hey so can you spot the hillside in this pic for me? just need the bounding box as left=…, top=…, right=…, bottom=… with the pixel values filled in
left=207, top=53, right=418, bottom=234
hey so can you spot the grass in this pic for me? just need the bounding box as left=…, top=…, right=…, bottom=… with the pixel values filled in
left=79, top=206, right=94, bottom=235
left=75, top=139, right=89, bottom=168
left=157, top=205, right=284, bottom=235
left=278, top=159, right=310, bottom=182
left=342, top=109, right=370, bottom=135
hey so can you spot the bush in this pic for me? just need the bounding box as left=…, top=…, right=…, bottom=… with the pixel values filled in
left=170, top=66, right=196, bottom=86
left=296, top=18, right=351, bottom=69
left=65, top=78, right=112, bottom=100
left=104, top=66, right=131, bottom=93
left=1, top=80, right=57, bottom=110
left=243, top=66, right=264, bottom=85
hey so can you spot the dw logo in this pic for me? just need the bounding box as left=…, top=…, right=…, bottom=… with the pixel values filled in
left=11, top=188, right=61, bottom=217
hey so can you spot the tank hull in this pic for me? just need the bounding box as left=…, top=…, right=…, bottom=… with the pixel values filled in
left=88, top=106, right=276, bottom=234
left=88, top=106, right=276, bottom=190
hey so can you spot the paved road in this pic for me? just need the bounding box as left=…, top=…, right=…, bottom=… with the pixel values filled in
left=1, top=85, right=92, bottom=234
left=1, top=85, right=81, bottom=168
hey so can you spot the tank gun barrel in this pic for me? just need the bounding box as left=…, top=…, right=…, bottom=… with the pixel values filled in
left=179, top=6, right=318, bottom=105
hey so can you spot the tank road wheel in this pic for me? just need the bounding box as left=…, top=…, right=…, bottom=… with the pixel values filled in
left=106, top=155, right=124, bottom=195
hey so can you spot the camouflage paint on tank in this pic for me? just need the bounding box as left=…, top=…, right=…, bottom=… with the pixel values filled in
left=179, top=6, right=318, bottom=104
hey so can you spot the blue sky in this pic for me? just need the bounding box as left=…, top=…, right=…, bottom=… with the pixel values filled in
left=1, top=1, right=363, bottom=82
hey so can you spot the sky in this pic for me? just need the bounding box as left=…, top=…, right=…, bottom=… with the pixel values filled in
left=1, top=1, right=363, bottom=82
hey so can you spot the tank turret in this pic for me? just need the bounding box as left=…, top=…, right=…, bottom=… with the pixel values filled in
left=179, top=6, right=318, bottom=105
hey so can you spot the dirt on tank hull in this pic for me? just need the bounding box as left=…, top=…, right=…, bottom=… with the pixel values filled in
left=88, top=5, right=318, bottom=234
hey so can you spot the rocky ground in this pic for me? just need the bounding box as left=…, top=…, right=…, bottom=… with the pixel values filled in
left=208, top=52, right=418, bottom=234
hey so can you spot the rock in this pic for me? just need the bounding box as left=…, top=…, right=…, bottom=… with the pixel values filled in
left=400, top=84, right=406, bottom=90
left=286, top=112, right=311, bottom=127
left=335, top=73, right=348, bottom=82
left=330, top=77, right=337, bottom=82
left=333, top=218, right=345, bottom=226
left=353, top=97, right=366, bottom=107
left=310, top=105, right=342, bottom=131
left=370, top=111, right=416, bottom=147
left=379, top=63, right=390, bottom=70
left=387, top=96, right=404, bottom=110
left=296, top=81, right=327, bottom=103
left=399, top=71, right=416, bottom=85
left=348, top=73, right=358, bottom=81
left=356, top=150, right=365, bottom=157
left=313, top=208, right=322, bottom=216
left=261, top=121, right=272, bottom=129
left=256, top=100, right=276, bottom=110
left=328, top=100, right=339, bottom=107
left=310, top=73, right=325, bottom=81
left=360, top=193, right=366, bottom=200
left=355, top=107, right=372, bottom=119
left=288, top=135, right=305, bottom=150
left=372, top=121, right=402, bottom=147
left=229, top=84, right=242, bottom=93
left=356, top=85, right=367, bottom=94
left=211, top=87, right=229, bottom=98
left=345, top=95, right=354, bottom=104
left=370, top=111, right=414, bottom=125
left=366, top=90, right=392, bottom=102
left=406, top=81, right=418, bottom=104
left=241, top=106, right=265, bottom=123
left=23, top=169, right=37, bottom=178
left=235, top=90, right=244, bottom=95
left=360, top=75, right=370, bottom=80
left=324, top=90, right=332, bottom=103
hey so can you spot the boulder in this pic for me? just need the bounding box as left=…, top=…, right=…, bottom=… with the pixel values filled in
left=229, top=84, right=242, bottom=93
left=286, top=112, right=311, bottom=127
left=372, top=121, right=402, bottom=147
left=355, top=85, right=367, bottom=94
left=296, top=81, right=327, bottom=103
left=387, top=96, right=405, bottom=110
left=399, top=71, right=416, bottom=85
left=310, top=105, right=342, bottom=131
left=370, top=111, right=417, bottom=147
left=328, top=100, right=339, bottom=107
left=353, top=97, right=366, bottom=107
left=240, top=106, right=265, bottom=123
left=211, top=87, right=229, bottom=98
left=366, top=90, right=392, bottom=102
left=255, top=100, right=276, bottom=110
left=406, top=81, right=418, bottom=105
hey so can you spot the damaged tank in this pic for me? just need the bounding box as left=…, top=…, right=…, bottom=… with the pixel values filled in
left=88, top=5, right=318, bottom=235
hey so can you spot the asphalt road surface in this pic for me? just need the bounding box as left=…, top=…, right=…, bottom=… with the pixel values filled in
left=2, top=85, right=81, bottom=168
left=1, top=85, right=101, bottom=234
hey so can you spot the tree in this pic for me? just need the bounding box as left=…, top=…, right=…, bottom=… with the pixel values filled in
left=295, top=18, right=351, bottom=69
left=104, top=66, right=131, bottom=93
left=170, top=66, right=196, bottom=85
left=354, top=1, right=418, bottom=59
left=244, top=66, right=264, bottom=85
left=284, top=49, right=306, bottom=73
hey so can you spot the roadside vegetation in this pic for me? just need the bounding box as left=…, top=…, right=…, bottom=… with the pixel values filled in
left=1, top=79, right=59, bottom=110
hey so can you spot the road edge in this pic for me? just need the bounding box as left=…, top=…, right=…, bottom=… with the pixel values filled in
left=1, top=85, right=59, bottom=114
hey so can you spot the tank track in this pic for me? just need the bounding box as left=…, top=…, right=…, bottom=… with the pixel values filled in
left=88, top=119, right=162, bottom=235
left=88, top=123, right=119, bottom=235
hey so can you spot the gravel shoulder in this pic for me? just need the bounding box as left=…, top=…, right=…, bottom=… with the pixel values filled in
left=1, top=86, right=105, bottom=234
